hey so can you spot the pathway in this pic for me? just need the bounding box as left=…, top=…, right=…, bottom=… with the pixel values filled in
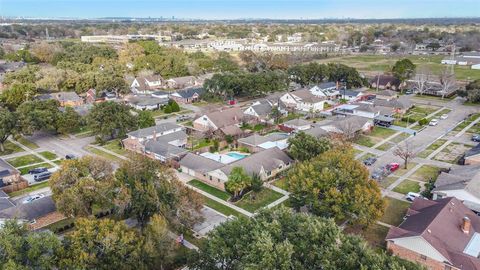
left=7, top=138, right=58, bottom=168
left=88, top=144, right=129, bottom=161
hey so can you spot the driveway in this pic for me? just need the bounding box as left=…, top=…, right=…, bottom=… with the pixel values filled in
left=26, top=132, right=95, bottom=158
left=11, top=187, right=52, bottom=205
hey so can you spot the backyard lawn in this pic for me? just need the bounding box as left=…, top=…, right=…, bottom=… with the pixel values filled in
left=188, top=179, right=231, bottom=201
left=235, top=188, right=284, bottom=212
left=380, top=197, right=411, bottom=226
left=6, top=154, right=43, bottom=168
left=417, top=139, right=447, bottom=158
left=345, top=223, right=390, bottom=249
left=410, top=165, right=442, bottom=182
left=393, top=180, right=421, bottom=195
left=39, top=151, right=58, bottom=160
left=272, top=177, right=288, bottom=190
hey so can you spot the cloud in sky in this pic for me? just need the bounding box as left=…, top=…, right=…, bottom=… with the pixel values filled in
left=1, top=0, right=479, bottom=19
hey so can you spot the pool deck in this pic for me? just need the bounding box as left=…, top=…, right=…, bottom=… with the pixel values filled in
left=200, top=151, right=249, bottom=164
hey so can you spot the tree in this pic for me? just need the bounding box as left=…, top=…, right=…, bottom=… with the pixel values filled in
left=118, top=43, right=145, bottom=66
left=142, top=214, right=177, bottom=269
left=251, top=173, right=263, bottom=192
left=57, top=107, right=82, bottom=135
left=327, top=63, right=366, bottom=88
left=189, top=207, right=423, bottom=270
left=0, top=220, right=63, bottom=270
left=1, top=82, right=37, bottom=110
left=31, top=42, right=64, bottom=63
left=392, top=59, right=416, bottom=83
left=393, top=141, right=416, bottom=169
left=137, top=110, right=155, bottom=129
left=87, top=101, right=137, bottom=140
left=286, top=147, right=385, bottom=226
left=466, top=79, right=480, bottom=90
left=439, top=68, right=457, bottom=99
left=50, top=156, right=115, bottom=217
left=225, top=167, right=252, bottom=199
left=61, top=218, right=143, bottom=270
left=287, top=132, right=331, bottom=161
left=0, top=108, right=17, bottom=152
left=16, top=99, right=61, bottom=135
left=412, top=66, right=432, bottom=95
left=115, top=155, right=203, bottom=229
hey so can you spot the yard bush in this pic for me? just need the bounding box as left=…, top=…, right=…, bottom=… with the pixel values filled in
left=418, top=118, right=428, bottom=126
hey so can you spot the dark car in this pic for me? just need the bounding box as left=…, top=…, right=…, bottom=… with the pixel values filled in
left=28, top=167, right=48, bottom=174
left=34, top=171, right=52, bottom=182
left=363, top=157, right=377, bottom=166
left=404, top=89, right=414, bottom=95
left=472, top=134, right=480, bottom=142
left=65, top=154, right=76, bottom=160
left=371, top=169, right=384, bottom=180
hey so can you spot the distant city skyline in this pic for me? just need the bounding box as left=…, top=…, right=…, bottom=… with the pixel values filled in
left=1, top=0, right=479, bottom=20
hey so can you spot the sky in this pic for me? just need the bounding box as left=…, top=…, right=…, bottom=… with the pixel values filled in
left=0, top=0, right=479, bottom=20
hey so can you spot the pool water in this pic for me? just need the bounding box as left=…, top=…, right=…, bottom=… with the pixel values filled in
left=226, top=152, right=247, bottom=160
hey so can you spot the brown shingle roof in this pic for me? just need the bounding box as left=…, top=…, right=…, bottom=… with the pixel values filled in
left=204, top=107, right=244, bottom=129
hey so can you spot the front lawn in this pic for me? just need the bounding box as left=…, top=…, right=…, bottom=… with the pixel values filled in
left=84, top=146, right=124, bottom=162
left=380, top=197, right=410, bottom=226
left=393, top=180, right=421, bottom=195
left=16, top=137, right=39, bottom=149
left=378, top=176, right=398, bottom=189
left=433, top=142, right=471, bottom=164
left=188, top=179, right=231, bottom=201
left=0, top=141, right=23, bottom=156
left=6, top=154, right=43, bottom=168
left=417, top=139, right=447, bottom=158
left=103, top=140, right=129, bottom=156
left=201, top=196, right=243, bottom=218
left=235, top=188, right=284, bottom=212
left=390, top=133, right=411, bottom=144
left=375, top=142, right=394, bottom=151
left=369, top=127, right=397, bottom=139
left=39, top=151, right=58, bottom=160
left=410, top=165, right=442, bottom=182
left=355, top=135, right=375, bottom=148
left=392, top=162, right=418, bottom=177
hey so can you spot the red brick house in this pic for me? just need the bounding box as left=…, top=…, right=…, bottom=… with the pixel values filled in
left=386, top=197, right=480, bottom=270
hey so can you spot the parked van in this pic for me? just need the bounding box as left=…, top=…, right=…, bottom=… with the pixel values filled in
left=34, top=171, right=52, bottom=182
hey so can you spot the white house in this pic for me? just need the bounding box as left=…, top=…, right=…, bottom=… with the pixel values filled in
left=280, top=89, right=326, bottom=113
left=131, top=75, right=164, bottom=94
left=334, top=103, right=379, bottom=119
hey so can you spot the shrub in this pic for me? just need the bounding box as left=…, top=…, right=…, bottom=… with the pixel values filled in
left=418, top=118, right=428, bottom=126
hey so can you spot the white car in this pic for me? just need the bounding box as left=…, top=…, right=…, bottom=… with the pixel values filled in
left=22, top=194, right=45, bottom=204
left=429, top=119, right=439, bottom=126
left=440, top=114, right=449, bottom=120
left=405, top=192, right=424, bottom=202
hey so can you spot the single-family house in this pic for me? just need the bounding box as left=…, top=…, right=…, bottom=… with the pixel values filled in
left=243, top=100, right=274, bottom=123
left=334, top=103, right=380, bottom=119
left=0, top=159, right=21, bottom=187
left=370, top=75, right=403, bottom=91
left=278, top=118, right=312, bottom=133
left=170, top=87, right=205, bottom=103
left=386, top=197, right=480, bottom=270
left=375, top=89, right=398, bottom=101
left=237, top=133, right=290, bottom=153
left=51, top=92, right=84, bottom=107
left=373, top=96, right=413, bottom=114
left=179, top=153, right=226, bottom=190
left=151, top=90, right=170, bottom=99
left=463, top=144, right=480, bottom=166
left=126, top=95, right=169, bottom=111
left=131, top=75, right=164, bottom=94
left=0, top=196, right=66, bottom=230
left=432, top=165, right=480, bottom=212
left=308, top=82, right=339, bottom=99
left=339, top=89, right=365, bottom=101
left=165, top=76, right=198, bottom=89
left=280, top=89, right=327, bottom=112
left=315, top=115, right=373, bottom=137
left=193, top=107, right=245, bottom=133
left=123, top=123, right=187, bottom=163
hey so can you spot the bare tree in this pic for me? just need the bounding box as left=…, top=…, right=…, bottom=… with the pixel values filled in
left=439, top=68, right=457, bottom=99
left=413, top=66, right=432, bottom=95
left=393, top=141, right=416, bottom=169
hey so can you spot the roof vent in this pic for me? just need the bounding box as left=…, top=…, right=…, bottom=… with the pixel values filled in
left=427, top=229, right=432, bottom=233
left=462, top=217, right=471, bottom=234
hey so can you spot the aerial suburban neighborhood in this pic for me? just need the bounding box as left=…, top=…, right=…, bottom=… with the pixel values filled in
left=1, top=1, right=480, bottom=269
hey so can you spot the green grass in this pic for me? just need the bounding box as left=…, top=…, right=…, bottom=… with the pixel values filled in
left=0, top=141, right=24, bottom=156
left=410, top=165, right=442, bottom=182
left=188, top=179, right=231, bottom=201
left=16, top=137, right=39, bottom=150
left=375, top=142, right=394, bottom=151
left=392, top=163, right=418, bottom=177
left=6, top=154, right=43, bottom=168
left=272, top=177, right=288, bottom=190
left=201, top=196, right=243, bottom=218
left=454, top=113, right=480, bottom=132
left=380, top=197, right=411, bottom=226
left=8, top=181, right=50, bottom=197
left=378, top=176, right=398, bottom=189
left=390, top=133, right=411, bottom=144
left=417, top=139, right=447, bottom=158
left=369, top=127, right=397, bottom=139
left=393, top=180, right=421, bottom=195
left=192, top=138, right=214, bottom=150
left=235, top=188, right=284, bottom=212
left=355, top=135, right=375, bottom=148
left=18, top=162, right=53, bottom=175
left=54, top=159, right=64, bottom=166
left=84, top=146, right=124, bottom=162
left=346, top=223, right=390, bottom=248
left=102, top=140, right=129, bottom=156
left=39, top=151, right=58, bottom=160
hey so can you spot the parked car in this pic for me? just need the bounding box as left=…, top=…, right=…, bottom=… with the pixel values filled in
left=405, top=192, right=424, bottom=202
left=28, top=167, right=48, bottom=174
left=371, top=170, right=384, bottom=180
left=34, top=171, right=52, bottom=182
left=404, top=89, right=414, bottom=95
left=22, top=194, right=45, bottom=204
left=429, top=119, right=439, bottom=126
left=65, top=154, right=76, bottom=160
left=472, top=134, right=480, bottom=142
left=386, top=163, right=400, bottom=172
left=440, top=114, right=449, bottom=120
left=176, top=115, right=191, bottom=122
left=363, top=157, right=377, bottom=166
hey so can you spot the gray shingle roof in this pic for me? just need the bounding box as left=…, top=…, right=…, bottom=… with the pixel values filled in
left=52, top=92, right=82, bottom=102
left=221, top=147, right=293, bottom=176
left=250, top=101, right=273, bottom=117
left=128, top=96, right=169, bottom=107
left=179, top=153, right=225, bottom=174
left=175, top=87, right=204, bottom=99
left=127, top=123, right=182, bottom=138
left=144, top=141, right=188, bottom=159
left=0, top=196, right=56, bottom=221
left=283, top=118, right=312, bottom=127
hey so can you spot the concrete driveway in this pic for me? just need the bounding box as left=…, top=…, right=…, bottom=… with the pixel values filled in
left=26, top=132, right=94, bottom=158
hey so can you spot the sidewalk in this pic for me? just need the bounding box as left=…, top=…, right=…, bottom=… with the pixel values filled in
left=8, top=138, right=58, bottom=168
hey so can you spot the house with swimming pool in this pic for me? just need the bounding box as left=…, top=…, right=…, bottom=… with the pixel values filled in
left=179, top=147, right=293, bottom=190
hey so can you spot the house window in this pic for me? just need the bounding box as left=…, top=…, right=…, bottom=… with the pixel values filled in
left=420, top=255, right=427, bottom=261
left=209, top=176, right=212, bottom=181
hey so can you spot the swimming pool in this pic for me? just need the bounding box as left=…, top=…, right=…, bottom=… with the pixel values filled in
left=201, top=151, right=248, bottom=164
left=226, top=152, right=248, bottom=160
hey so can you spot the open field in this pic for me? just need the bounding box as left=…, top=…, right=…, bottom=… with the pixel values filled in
left=316, top=55, right=480, bottom=81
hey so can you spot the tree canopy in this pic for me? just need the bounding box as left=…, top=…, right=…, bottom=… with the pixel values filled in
left=392, top=59, right=416, bottom=83
left=287, top=132, right=331, bottom=161
left=0, top=108, right=17, bottom=152
left=286, top=147, right=385, bottom=226
left=189, top=207, right=422, bottom=270
left=87, top=101, right=137, bottom=140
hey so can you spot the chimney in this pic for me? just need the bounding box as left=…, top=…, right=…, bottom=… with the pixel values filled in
left=153, top=130, right=157, bottom=140
left=462, top=217, right=471, bottom=234
left=336, top=81, right=339, bottom=90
